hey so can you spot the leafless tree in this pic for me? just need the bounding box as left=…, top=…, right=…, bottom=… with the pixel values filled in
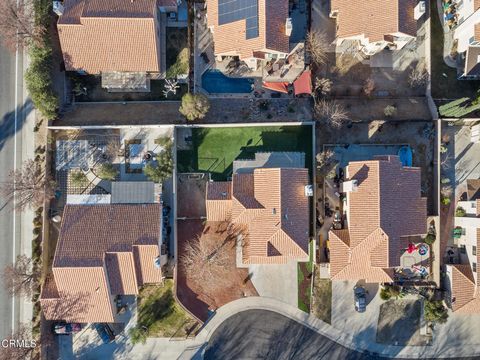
left=0, top=323, right=37, bottom=360
left=314, top=99, right=349, bottom=129
left=314, top=77, right=332, bottom=96
left=316, top=149, right=336, bottom=172
left=0, top=159, right=55, bottom=211
left=181, top=235, right=232, bottom=287
left=2, top=255, right=41, bottom=299
left=306, top=31, right=329, bottom=66
left=105, top=137, right=121, bottom=161
left=363, top=77, right=376, bottom=97
left=408, top=65, right=428, bottom=88
left=441, top=153, right=453, bottom=170
left=0, top=0, right=43, bottom=51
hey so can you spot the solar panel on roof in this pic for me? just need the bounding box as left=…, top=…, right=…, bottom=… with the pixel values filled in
left=218, top=0, right=259, bottom=40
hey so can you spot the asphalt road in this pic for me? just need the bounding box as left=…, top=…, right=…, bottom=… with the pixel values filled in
left=203, top=309, right=385, bottom=360
left=0, top=42, right=23, bottom=340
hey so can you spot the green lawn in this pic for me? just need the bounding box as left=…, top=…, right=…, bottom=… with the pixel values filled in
left=430, top=0, right=480, bottom=99
left=137, top=280, right=198, bottom=338
left=177, top=125, right=313, bottom=180
left=298, top=240, right=315, bottom=312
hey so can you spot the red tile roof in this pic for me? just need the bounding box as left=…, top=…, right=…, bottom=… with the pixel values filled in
left=330, top=0, right=417, bottom=42
left=206, top=168, right=310, bottom=264
left=58, top=0, right=161, bottom=73
left=206, top=0, right=290, bottom=59
left=329, top=156, right=427, bottom=283
left=41, top=204, right=162, bottom=323
left=450, top=229, right=480, bottom=313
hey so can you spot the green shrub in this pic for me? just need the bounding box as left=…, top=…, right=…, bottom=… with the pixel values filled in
left=70, top=171, right=89, bottom=187
left=425, top=233, right=436, bottom=245
left=97, top=164, right=118, bottom=180
left=33, top=227, right=42, bottom=236
left=384, top=105, right=397, bottom=117
left=179, top=93, right=210, bottom=121
left=380, top=285, right=401, bottom=301
left=25, top=42, right=58, bottom=120
left=129, top=326, right=147, bottom=345
left=380, top=287, right=391, bottom=301
left=166, top=48, right=189, bottom=78
left=441, top=197, right=451, bottom=205
left=456, top=207, right=466, bottom=217
left=424, top=300, right=448, bottom=324
left=144, top=147, right=173, bottom=183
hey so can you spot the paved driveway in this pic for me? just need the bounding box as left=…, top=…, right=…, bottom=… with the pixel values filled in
left=331, top=280, right=381, bottom=346
left=249, top=261, right=298, bottom=307
left=203, top=309, right=385, bottom=359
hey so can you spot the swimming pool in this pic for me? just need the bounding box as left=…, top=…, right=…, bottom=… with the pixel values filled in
left=201, top=70, right=254, bottom=94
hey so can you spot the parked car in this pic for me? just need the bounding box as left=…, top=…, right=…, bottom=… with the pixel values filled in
left=354, top=286, right=367, bottom=313
left=93, top=323, right=115, bottom=344
left=53, top=322, right=82, bottom=335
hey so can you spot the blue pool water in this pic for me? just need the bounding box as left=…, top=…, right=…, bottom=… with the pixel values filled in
left=201, top=70, right=254, bottom=94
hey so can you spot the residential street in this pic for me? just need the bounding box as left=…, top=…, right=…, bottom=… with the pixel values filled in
left=0, top=42, right=33, bottom=340
left=204, top=309, right=384, bottom=360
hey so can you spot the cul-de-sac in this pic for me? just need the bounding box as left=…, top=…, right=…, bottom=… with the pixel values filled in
left=1, top=0, right=480, bottom=359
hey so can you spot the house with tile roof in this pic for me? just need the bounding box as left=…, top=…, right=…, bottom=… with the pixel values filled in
left=445, top=179, right=480, bottom=313
left=206, top=0, right=291, bottom=69
left=40, top=202, right=164, bottom=323
left=328, top=156, right=427, bottom=283
left=452, top=0, right=480, bottom=78
left=329, top=0, right=419, bottom=56
left=205, top=160, right=311, bottom=264
left=56, top=0, right=177, bottom=90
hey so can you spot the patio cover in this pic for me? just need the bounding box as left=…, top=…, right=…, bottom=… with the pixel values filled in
left=293, top=70, right=312, bottom=96
left=262, top=81, right=289, bottom=94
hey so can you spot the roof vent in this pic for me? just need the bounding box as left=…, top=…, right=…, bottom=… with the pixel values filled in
left=221, top=191, right=227, bottom=197
left=285, top=18, right=292, bottom=37
left=154, top=256, right=161, bottom=269
left=272, top=208, right=276, bottom=215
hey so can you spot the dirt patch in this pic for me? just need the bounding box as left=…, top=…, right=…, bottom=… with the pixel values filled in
left=376, top=299, right=430, bottom=346
left=176, top=220, right=258, bottom=321
left=311, top=270, right=332, bottom=324
left=177, top=173, right=207, bottom=218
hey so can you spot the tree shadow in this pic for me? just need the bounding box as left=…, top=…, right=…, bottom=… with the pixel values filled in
left=0, top=99, right=32, bottom=153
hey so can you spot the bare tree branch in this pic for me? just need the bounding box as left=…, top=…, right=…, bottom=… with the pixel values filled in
left=314, top=99, right=349, bottom=129
left=306, top=31, right=329, bottom=66
left=2, top=255, right=41, bottom=299
left=0, top=159, right=55, bottom=212
left=0, top=0, right=44, bottom=51
left=0, top=323, right=37, bottom=360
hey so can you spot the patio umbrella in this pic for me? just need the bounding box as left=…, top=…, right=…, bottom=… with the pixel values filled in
left=293, top=70, right=312, bottom=96
left=262, top=81, right=289, bottom=93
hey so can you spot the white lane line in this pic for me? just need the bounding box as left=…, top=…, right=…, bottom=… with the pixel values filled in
left=12, top=16, right=19, bottom=333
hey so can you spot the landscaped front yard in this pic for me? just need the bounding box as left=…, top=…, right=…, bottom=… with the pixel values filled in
left=298, top=240, right=315, bottom=312
left=177, top=125, right=313, bottom=180
left=137, top=280, right=199, bottom=338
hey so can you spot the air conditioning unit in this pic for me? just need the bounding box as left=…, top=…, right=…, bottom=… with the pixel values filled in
left=304, top=185, right=313, bottom=197
left=53, top=1, right=64, bottom=16
left=340, top=180, right=358, bottom=193
left=285, top=18, right=292, bottom=37
left=414, top=1, right=426, bottom=20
